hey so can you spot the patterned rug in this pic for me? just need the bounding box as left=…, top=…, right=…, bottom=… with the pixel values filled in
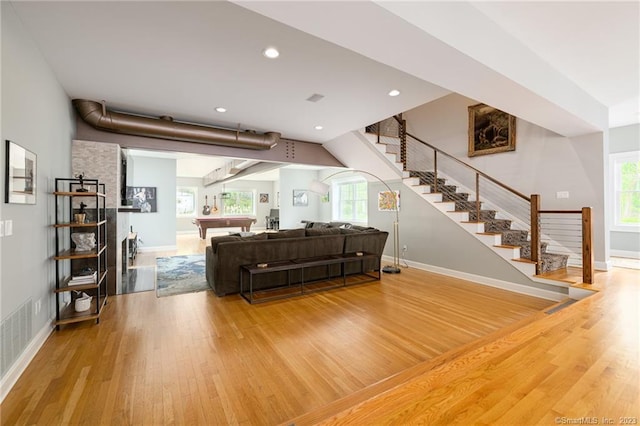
left=156, top=254, right=210, bottom=297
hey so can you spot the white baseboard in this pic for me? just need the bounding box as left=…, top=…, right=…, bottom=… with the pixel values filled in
left=1, top=320, right=54, bottom=403
left=595, top=260, right=612, bottom=271
left=176, top=230, right=200, bottom=235
left=382, top=255, right=565, bottom=301
left=611, top=249, right=640, bottom=259
left=137, top=245, right=178, bottom=253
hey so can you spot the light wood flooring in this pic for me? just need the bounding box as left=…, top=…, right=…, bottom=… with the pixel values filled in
left=1, top=234, right=637, bottom=425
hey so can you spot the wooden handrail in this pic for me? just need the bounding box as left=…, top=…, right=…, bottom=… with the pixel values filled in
left=387, top=116, right=593, bottom=284
left=405, top=130, right=530, bottom=202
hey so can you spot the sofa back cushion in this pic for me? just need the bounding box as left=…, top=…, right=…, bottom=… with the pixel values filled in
left=267, top=229, right=306, bottom=239
left=210, top=235, right=241, bottom=253
left=214, top=234, right=346, bottom=295
left=305, top=227, right=341, bottom=236
left=211, top=233, right=268, bottom=253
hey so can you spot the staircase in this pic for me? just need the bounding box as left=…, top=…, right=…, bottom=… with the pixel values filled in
left=408, top=171, right=569, bottom=274
left=362, top=125, right=572, bottom=283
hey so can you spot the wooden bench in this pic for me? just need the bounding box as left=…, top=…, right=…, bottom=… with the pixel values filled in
left=239, top=252, right=380, bottom=304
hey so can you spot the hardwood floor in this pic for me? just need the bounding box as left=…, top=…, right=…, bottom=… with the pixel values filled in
left=0, top=234, right=562, bottom=425
left=291, top=266, right=640, bottom=425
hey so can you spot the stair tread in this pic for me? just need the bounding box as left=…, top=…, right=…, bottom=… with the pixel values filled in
left=513, top=258, right=537, bottom=264
left=461, top=221, right=484, bottom=224
left=495, top=244, right=521, bottom=249
left=477, top=232, right=502, bottom=236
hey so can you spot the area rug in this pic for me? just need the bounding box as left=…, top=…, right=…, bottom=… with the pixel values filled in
left=156, top=254, right=210, bottom=297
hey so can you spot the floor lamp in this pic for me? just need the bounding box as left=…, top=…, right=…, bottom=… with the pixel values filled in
left=309, top=170, right=401, bottom=274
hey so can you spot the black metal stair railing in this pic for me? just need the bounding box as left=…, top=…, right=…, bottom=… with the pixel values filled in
left=365, top=115, right=593, bottom=283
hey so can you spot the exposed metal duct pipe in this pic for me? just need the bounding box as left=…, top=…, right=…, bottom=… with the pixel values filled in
left=72, top=99, right=280, bottom=150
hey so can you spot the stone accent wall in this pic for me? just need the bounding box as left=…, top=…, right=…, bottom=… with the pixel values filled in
left=72, top=140, right=120, bottom=209
left=72, top=140, right=123, bottom=295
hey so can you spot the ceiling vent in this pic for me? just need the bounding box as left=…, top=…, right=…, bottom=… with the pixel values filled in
left=73, top=99, right=280, bottom=150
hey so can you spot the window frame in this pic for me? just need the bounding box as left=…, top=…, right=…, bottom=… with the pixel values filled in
left=221, top=189, right=256, bottom=216
left=331, top=177, right=368, bottom=224
left=610, top=151, right=640, bottom=232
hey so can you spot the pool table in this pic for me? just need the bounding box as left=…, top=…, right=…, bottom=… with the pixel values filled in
left=193, top=216, right=257, bottom=239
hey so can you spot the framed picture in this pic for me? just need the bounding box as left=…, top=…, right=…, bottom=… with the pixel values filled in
left=126, top=186, right=157, bottom=213
left=321, top=193, right=330, bottom=203
left=468, top=103, right=516, bottom=157
left=378, top=190, right=400, bottom=211
left=5, top=140, right=36, bottom=204
left=259, top=193, right=269, bottom=203
left=293, top=189, right=308, bottom=206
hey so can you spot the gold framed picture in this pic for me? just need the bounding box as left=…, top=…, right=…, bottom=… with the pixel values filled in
left=468, top=104, right=516, bottom=157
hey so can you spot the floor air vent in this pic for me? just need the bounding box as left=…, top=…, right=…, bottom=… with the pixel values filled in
left=1, top=299, right=33, bottom=377
left=545, top=298, right=578, bottom=315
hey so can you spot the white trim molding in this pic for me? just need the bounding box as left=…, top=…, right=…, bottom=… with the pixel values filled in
left=382, top=255, right=566, bottom=301
left=1, top=321, right=54, bottom=403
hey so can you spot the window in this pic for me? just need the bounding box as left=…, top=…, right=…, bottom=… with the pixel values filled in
left=222, top=190, right=255, bottom=215
left=333, top=178, right=367, bottom=223
left=611, top=151, right=640, bottom=230
left=176, top=186, right=197, bottom=216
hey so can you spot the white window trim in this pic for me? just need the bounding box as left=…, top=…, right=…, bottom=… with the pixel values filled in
left=610, top=151, right=640, bottom=232
left=331, top=176, right=368, bottom=224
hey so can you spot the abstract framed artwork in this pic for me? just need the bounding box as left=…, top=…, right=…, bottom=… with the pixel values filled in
left=378, top=190, right=400, bottom=212
left=468, top=103, right=516, bottom=157
left=259, top=193, right=269, bottom=203
left=5, top=140, right=37, bottom=204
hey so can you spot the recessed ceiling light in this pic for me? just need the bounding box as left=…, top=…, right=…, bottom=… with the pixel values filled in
left=314, top=125, right=324, bottom=130
left=263, top=47, right=280, bottom=59
left=215, top=107, right=227, bottom=113
left=388, top=89, right=401, bottom=97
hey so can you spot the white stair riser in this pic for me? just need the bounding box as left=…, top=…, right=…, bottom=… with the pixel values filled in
left=493, top=246, right=521, bottom=260
left=446, top=211, right=469, bottom=222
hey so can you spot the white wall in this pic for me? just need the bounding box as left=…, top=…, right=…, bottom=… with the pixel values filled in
left=278, top=168, right=322, bottom=229
left=1, top=2, right=75, bottom=387
left=405, top=93, right=608, bottom=267
left=127, top=156, right=176, bottom=250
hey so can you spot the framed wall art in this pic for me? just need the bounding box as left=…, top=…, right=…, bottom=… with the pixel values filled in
left=378, top=190, right=400, bottom=212
left=292, top=189, right=308, bottom=206
left=125, top=186, right=157, bottom=213
left=468, top=103, right=516, bottom=157
left=5, top=140, right=37, bottom=204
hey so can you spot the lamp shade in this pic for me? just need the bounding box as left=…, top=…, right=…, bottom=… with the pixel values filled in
left=309, top=180, right=330, bottom=195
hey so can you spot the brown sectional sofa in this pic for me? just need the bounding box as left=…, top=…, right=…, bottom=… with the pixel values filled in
left=205, top=227, right=389, bottom=296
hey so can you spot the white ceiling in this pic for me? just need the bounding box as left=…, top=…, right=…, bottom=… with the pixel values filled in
left=8, top=1, right=639, bottom=177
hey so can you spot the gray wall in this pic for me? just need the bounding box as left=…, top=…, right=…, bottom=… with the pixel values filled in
left=127, top=156, right=177, bottom=249
left=405, top=93, right=608, bottom=266
left=367, top=181, right=554, bottom=289
left=1, top=2, right=74, bottom=381
left=610, top=124, right=640, bottom=255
